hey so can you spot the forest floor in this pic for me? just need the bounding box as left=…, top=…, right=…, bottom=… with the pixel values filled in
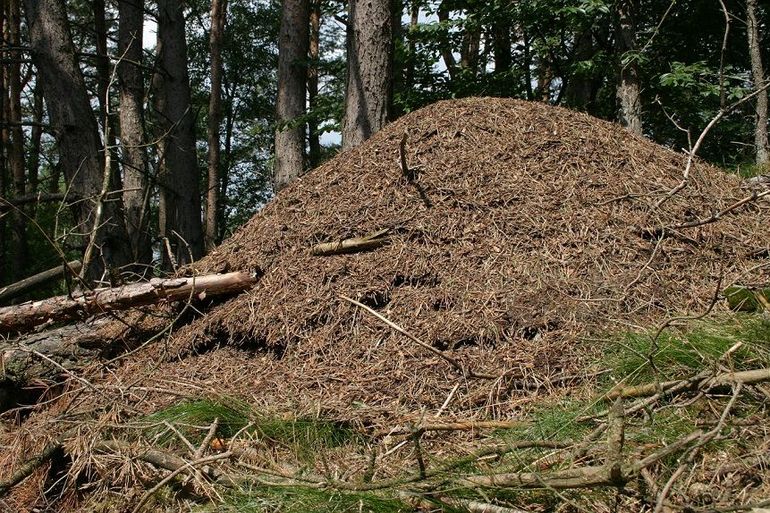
left=1, top=97, right=770, bottom=512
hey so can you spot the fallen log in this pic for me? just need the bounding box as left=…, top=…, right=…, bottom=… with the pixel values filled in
left=0, top=271, right=257, bottom=336
left=0, top=260, right=82, bottom=305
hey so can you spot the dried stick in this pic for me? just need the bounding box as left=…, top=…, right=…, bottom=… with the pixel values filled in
left=341, top=295, right=497, bottom=379
left=310, top=229, right=390, bottom=256
left=0, top=442, right=60, bottom=497
left=377, top=419, right=527, bottom=437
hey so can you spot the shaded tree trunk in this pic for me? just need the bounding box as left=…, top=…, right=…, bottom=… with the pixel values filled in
left=747, top=0, right=768, bottom=166
left=156, top=0, right=204, bottom=266
left=342, top=0, right=393, bottom=150
left=492, top=17, right=512, bottom=75
left=436, top=1, right=457, bottom=81
left=274, top=0, right=310, bottom=191
left=27, top=82, right=43, bottom=198
left=118, top=0, right=151, bottom=265
left=615, top=0, right=642, bottom=135
left=307, top=0, right=322, bottom=168
left=7, top=0, right=28, bottom=280
left=206, top=0, right=227, bottom=251
left=565, top=29, right=597, bottom=111
left=23, top=0, right=132, bottom=282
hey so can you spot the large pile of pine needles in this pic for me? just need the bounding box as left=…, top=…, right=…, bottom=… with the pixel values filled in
left=2, top=97, right=769, bottom=511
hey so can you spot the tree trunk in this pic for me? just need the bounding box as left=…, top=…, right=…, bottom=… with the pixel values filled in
left=274, top=0, right=310, bottom=191
left=437, top=1, right=457, bottom=81
left=615, top=0, right=642, bottom=135
left=747, top=0, right=769, bottom=166
left=565, top=29, right=596, bottom=111
left=7, top=0, right=28, bottom=281
left=206, top=0, right=227, bottom=251
left=118, top=0, right=151, bottom=265
left=0, top=271, right=258, bottom=335
left=307, top=0, right=322, bottom=169
left=23, top=0, right=133, bottom=282
left=156, top=0, right=204, bottom=266
left=404, top=0, right=419, bottom=88
left=342, top=0, right=393, bottom=150
left=492, top=17, right=512, bottom=75
left=27, top=81, right=43, bottom=199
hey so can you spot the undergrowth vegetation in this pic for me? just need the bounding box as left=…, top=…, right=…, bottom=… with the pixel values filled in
left=133, top=312, right=770, bottom=512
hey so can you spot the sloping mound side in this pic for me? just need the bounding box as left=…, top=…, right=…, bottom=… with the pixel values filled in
left=109, top=98, right=770, bottom=417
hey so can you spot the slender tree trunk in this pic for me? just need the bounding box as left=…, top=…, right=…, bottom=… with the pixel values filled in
left=492, top=17, right=512, bottom=75
left=747, top=0, right=768, bottom=166
left=23, top=0, right=133, bottom=282
left=118, top=0, right=151, bottom=265
left=220, top=88, right=235, bottom=240
left=437, top=1, right=457, bottom=81
left=565, top=29, right=597, bottom=111
left=274, top=0, right=309, bottom=191
left=404, top=0, right=419, bottom=88
left=342, top=0, right=393, bottom=150
left=7, top=0, right=28, bottom=280
left=307, top=0, right=321, bottom=168
left=156, top=0, right=204, bottom=266
left=0, top=9, right=7, bottom=284
left=459, top=10, right=480, bottom=76
left=206, top=0, right=227, bottom=252
left=523, top=33, right=533, bottom=100
left=27, top=82, right=43, bottom=198
left=615, top=0, right=642, bottom=135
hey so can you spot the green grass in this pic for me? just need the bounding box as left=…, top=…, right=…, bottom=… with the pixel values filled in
left=144, top=397, right=253, bottom=445
left=198, top=486, right=410, bottom=513
left=143, top=397, right=359, bottom=462
left=603, top=315, right=770, bottom=386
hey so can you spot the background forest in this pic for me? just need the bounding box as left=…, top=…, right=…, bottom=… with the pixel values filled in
left=0, top=0, right=767, bottom=290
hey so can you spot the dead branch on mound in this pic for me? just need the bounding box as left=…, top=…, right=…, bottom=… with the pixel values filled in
left=0, top=271, right=257, bottom=335
left=655, top=81, right=770, bottom=208
left=0, top=260, right=82, bottom=305
left=644, top=189, right=770, bottom=239
left=341, top=295, right=497, bottom=379
left=310, top=229, right=390, bottom=256
left=0, top=441, right=61, bottom=497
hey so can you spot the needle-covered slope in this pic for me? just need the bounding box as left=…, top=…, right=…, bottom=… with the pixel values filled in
left=106, top=96, right=769, bottom=417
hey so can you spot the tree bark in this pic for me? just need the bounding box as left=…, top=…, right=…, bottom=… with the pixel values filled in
left=156, top=0, right=204, bottom=265
left=274, top=0, right=310, bottom=191
left=747, top=0, right=769, bottom=166
left=206, top=0, right=227, bottom=251
left=307, top=0, right=322, bottom=169
left=0, top=271, right=258, bottom=335
left=118, top=0, right=151, bottom=265
left=23, top=0, right=133, bottom=282
left=27, top=80, right=43, bottom=199
left=7, top=0, right=28, bottom=281
left=342, top=0, right=393, bottom=150
left=615, top=0, right=642, bottom=135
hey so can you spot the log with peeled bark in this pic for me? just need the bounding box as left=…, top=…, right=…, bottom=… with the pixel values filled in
left=0, top=271, right=257, bottom=336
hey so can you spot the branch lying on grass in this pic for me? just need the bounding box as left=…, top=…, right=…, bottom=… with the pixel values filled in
left=605, top=367, right=770, bottom=400
left=310, top=229, right=390, bottom=256
left=376, top=419, right=528, bottom=437
left=463, top=429, right=702, bottom=489
left=341, top=295, right=497, bottom=379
